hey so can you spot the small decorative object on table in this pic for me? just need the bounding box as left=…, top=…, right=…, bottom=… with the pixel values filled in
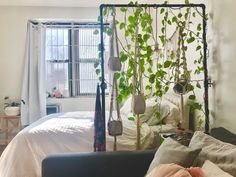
left=160, top=129, right=193, bottom=146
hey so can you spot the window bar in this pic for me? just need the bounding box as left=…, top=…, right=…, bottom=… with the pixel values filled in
left=68, top=29, right=73, bottom=97
left=71, top=24, right=77, bottom=97
left=77, top=27, right=81, bottom=96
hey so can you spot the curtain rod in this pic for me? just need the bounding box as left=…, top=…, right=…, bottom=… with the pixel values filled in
left=28, top=20, right=109, bottom=26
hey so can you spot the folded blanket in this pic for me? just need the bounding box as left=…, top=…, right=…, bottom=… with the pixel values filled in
left=146, top=163, right=204, bottom=177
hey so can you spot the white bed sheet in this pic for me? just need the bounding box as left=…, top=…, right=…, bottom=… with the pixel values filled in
left=0, top=111, right=175, bottom=177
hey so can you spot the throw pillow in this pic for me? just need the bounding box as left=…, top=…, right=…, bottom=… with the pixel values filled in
left=146, top=138, right=201, bottom=174
left=202, top=160, right=233, bottom=177
left=189, top=131, right=236, bottom=176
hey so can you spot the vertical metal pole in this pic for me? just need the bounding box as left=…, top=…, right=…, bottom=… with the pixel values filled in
left=202, top=4, right=209, bottom=134
left=100, top=4, right=106, bottom=150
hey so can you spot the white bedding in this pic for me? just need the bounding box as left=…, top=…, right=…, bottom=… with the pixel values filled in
left=0, top=111, right=175, bottom=177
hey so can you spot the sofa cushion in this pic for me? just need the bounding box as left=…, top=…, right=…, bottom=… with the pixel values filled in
left=189, top=131, right=236, bottom=176
left=147, top=138, right=201, bottom=174
left=202, top=160, right=233, bottom=177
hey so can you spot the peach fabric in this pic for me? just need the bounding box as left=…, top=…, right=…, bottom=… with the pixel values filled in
left=187, top=167, right=204, bottom=177
left=146, top=164, right=204, bottom=177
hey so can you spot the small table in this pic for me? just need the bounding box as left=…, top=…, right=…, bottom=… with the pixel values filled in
left=0, top=115, right=21, bottom=145
left=160, top=130, right=193, bottom=146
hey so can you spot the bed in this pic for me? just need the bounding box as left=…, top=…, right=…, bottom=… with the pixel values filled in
left=0, top=93, right=189, bottom=177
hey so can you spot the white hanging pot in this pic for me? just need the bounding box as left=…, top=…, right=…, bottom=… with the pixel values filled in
left=108, top=57, right=122, bottom=71
left=173, top=80, right=189, bottom=95
left=4, top=106, right=20, bottom=116
left=133, top=94, right=146, bottom=114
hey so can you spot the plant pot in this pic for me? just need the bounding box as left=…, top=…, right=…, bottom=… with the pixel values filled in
left=173, top=80, right=188, bottom=95
left=133, top=94, right=146, bottom=114
left=108, top=57, right=122, bottom=71
left=4, top=106, right=20, bottom=116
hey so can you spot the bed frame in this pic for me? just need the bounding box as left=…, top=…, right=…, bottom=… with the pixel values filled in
left=99, top=3, right=210, bottom=147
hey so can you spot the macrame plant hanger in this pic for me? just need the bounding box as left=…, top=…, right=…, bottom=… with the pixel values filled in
left=108, top=11, right=123, bottom=151
left=173, top=23, right=189, bottom=128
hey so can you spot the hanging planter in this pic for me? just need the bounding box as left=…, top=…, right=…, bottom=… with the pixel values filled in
left=173, top=79, right=189, bottom=95
left=133, top=94, right=146, bottom=114
left=108, top=56, right=122, bottom=71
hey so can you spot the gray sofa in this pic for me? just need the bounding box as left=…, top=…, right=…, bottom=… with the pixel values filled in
left=42, top=150, right=155, bottom=177
left=42, top=127, right=236, bottom=177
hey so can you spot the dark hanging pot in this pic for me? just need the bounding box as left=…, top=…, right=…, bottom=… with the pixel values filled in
left=108, top=57, right=122, bottom=72
left=133, top=94, right=146, bottom=114
left=173, top=80, right=189, bottom=95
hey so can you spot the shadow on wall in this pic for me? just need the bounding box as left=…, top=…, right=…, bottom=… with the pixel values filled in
left=211, top=0, right=236, bottom=133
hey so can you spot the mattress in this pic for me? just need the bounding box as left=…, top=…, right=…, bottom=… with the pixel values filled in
left=0, top=111, right=175, bottom=177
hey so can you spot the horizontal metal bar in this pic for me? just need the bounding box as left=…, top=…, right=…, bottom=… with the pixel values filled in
left=29, top=20, right=110, bottom=26
left=100, top=3, right=205, bottom=9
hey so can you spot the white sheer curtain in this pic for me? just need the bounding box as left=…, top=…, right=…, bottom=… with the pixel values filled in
left=21, top=22, right=46, bottom=125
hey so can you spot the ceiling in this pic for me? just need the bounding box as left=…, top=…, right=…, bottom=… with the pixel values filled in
left=0, top=0, right=158, bottom=7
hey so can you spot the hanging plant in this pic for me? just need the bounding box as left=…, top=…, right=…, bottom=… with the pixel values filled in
left=94, top=0, right=209, bottom=148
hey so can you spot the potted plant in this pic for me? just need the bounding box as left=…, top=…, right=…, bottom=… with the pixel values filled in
left=4, top=97, right=21, bottom=116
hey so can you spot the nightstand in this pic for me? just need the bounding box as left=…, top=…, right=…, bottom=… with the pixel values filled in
left=0, top=115, right=21, bottom=145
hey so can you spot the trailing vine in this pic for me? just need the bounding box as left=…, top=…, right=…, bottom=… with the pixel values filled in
left=94, top=0, right=208, bottom=121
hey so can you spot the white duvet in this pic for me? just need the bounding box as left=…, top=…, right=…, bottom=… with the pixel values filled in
left=0, top=111, right=175, bottom=177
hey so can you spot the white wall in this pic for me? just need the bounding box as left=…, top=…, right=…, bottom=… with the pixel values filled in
left=0, top=6, right=104, bottom=114
left=211, top=0, right=236, bottom=133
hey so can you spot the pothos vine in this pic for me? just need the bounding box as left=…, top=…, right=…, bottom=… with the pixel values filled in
left=94, top=0, right=208, bottom=122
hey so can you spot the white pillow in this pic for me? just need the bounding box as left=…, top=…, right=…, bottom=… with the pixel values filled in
left=146, top=103, right=170, bottom=126
left=202, top=160, right=233, bottom=177
left=189, top=131, right=236, bottom=176
left=161, top=100, right=180, bottom=127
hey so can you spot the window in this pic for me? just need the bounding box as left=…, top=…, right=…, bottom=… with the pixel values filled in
left=45, top=23, right=109, bottom=97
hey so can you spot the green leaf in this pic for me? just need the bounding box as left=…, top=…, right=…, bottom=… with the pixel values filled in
left=120, top=52, right=128, bottom=62
left=106, top=27, right=112, bottom=36
left=178, top=13, right=183, bottom=18
left=189, top=95, right=196, bottom=100
left=95, top=69, right=100, bottom=75
left=155, top=112, right=161, bottom=120
left=172, top=16, right=178, bottom=23
left=143, top=34, right=150, bottom=42
left=196, top=82, right=201, bottom=89
left=159, top=35, right=165, bottom=45
left=196, top=45, right=201, bottom=51
left=170, top=51, right=175, bottom=59
left=149, top=74, right=155, bottom=84
left=99, top=76, right=102, bottom=81
left=164, top=60, right=171, bottom=68
left=125, top=30, right=130, bottom=37
left=145, top=85, right=152, bottom=91
left=94, top=62, right=99, bottom=68
left=120, top=7, right=127, bottom=12
left=197, top=24, right=202, bottom=31
left=185, top=0, right=190, bottom=4
left=128, top=16, right=135, bottom=24
left=167, top=20, right=172, bottom=25
left=165, top=86, right=169, bottom=92
left=161, top=27, right=165, bottom=34
left=128, top=117, right=135, bottom=121
left=160, top=8, right=165, bottom=14
left=120, top=22, right=125, bottom=29
left=187, top=37, right=195, bottom=44
left=193, top=12, right=196, bottom=17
